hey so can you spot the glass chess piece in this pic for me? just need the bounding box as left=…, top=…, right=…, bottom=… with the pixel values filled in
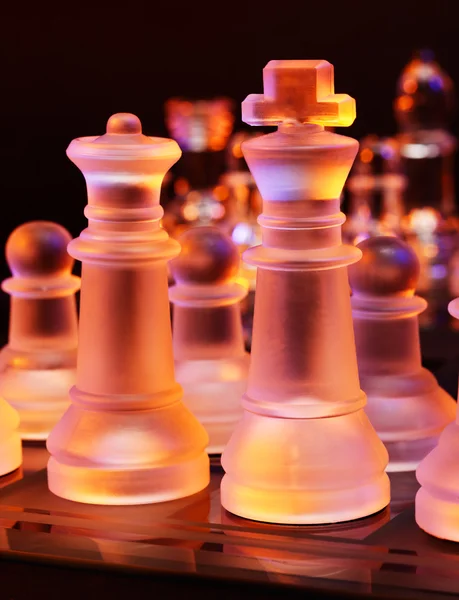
left=169, top=226, right=249, bottom=454
left=349, top=235, right=455, bottom=472
left=0, top=221, right=79, bottom=440
left=343, top=135, right=406, bottom=245
left=221, top=60, right=389, bottom=524
left=416, top=294, right=459, bottom=541
left=395, top=50, right=459, bottom=321
left=163, top=98, right=235, bottom=238
left=47, top=113, right=209, bottom=505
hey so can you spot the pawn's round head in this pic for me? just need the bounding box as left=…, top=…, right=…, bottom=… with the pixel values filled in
left=171, top=226, right=240, bottom=285
left=106, top=113, right=142, bottom=135
left=349, top=236, right=420, bottom=296
left=6, top=221, right=74, bottom=278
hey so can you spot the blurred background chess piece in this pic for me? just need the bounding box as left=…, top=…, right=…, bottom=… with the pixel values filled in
left=163, top=100, right=263, bottom=347
left=162, top=98, right=235, bottom=238
left=343, top=50, right=459, bottom=329
left=395, top=50, right=459, bottom=325
left=344, top=135, right=406, bottom=244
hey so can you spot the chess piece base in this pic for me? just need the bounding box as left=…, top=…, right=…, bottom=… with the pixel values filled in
left=221, top=408, right=390, bottom=524
left=0, top=399, right=22, bottom=476
left=0, top=367, right=74, bottom=440
left=175, top=356, right=248, bottom=454
left=415, top=486, right=459, bottom=542
left=48, top=454, right=209, bottom=506
left=47, top=401, right=210, bottom=505
left=385, top=436, right=443, bottom=473
left=415, top=421, right=459, bottom=541
left=364, top=375, right=455, bottom=472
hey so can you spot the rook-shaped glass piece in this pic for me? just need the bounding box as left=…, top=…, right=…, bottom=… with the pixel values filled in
left=47, top=113, right=209, bottom=505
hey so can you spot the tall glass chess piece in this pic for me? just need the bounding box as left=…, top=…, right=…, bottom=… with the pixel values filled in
left=221, top=60, right=390, bottom=524
left=47, top=113, right=209, bottom=505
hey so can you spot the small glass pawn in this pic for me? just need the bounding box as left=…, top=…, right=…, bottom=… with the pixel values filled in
left=349, top=236, right=455, bottom=471
left=169, top=226, right=249, bottom=454
left=0, top=221, right=79, bottom=440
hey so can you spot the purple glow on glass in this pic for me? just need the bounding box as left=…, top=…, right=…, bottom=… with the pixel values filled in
left=429, top=75, right=444, bottom=92
left=380, top=146, right=395, bottom=160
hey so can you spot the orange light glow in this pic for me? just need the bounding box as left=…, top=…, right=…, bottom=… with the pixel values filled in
left=180, top=101, right=193, bottom=117
left=423, top=243, right=439, bottom=258
left=213, top=185, right=229, bottom=202
left=397, top=95, right=414, bottom=112
left=232, top=142, right=244, bottom=159
left=182, top=202, right=200, bottom=222
left=360, top=148, right=374, bottom=164
left=402, top=78, right=418, bottom=94
left=174, top=177, right=190, bottom=197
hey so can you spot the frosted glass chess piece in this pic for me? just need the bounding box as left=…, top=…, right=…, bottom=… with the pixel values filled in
left=416, top=297, right=459, bottom=541
left=221, top=60, right=390, bottom=524
left=169, top=226, right=249, bottom=454
left=47, top=113, right=209, bottom=505
left=0, top=221, right=79, bottom=440
left=349, top=236, right=455, bottom=472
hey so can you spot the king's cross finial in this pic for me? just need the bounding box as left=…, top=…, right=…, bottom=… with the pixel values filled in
left=242, top=60, right=356, bottom=127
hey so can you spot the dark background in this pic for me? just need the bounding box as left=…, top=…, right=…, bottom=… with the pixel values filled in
left=1, top=0, right=458, bottom=307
